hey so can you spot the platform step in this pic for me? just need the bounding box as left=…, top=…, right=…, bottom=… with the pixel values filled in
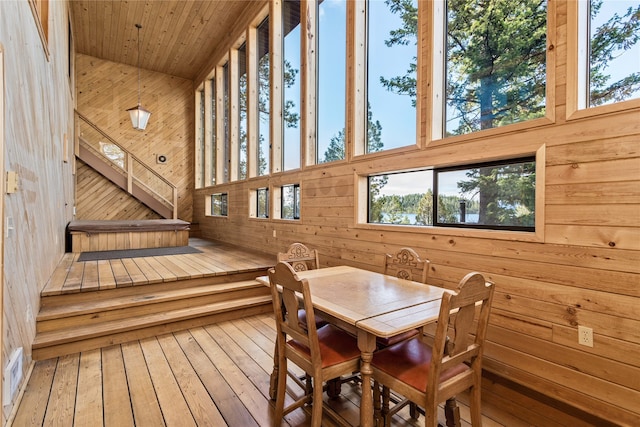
left=33, top=294, right=272, bottom=360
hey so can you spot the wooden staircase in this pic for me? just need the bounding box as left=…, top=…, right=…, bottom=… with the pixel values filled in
left=33, top=240, right=276, bottom=360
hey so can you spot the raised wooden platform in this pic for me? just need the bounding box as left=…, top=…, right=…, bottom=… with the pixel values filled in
left=67, top=219, right=191, bottom=253
left=34, top=238, right=276, bottom=360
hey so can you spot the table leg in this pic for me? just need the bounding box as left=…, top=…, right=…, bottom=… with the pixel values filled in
left=358, top=331, right=377, bottom=427
left=444, top=398, right=460, bottom=427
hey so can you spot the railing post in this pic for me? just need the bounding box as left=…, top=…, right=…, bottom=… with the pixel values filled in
left=127, top=154, right=133, bottom=194
left=173, top=187, right=178, bottom=219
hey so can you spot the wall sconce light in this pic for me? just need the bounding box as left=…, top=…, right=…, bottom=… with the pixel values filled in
left=127, top=24, right=151, bottom=131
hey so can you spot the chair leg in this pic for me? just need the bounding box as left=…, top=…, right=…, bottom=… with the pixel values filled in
left=382, top=385, right=391, bottom=427
left=274, top=356, right=288, bottom=425
left=373, top=380, right=382, bottom=426
left=269, top=341, right=279, bottom=401
left=310, top=375, right=324, bottom=427
left=409, top=402, right=419, bottom=419
left=468, top=385, right=483, bottom=427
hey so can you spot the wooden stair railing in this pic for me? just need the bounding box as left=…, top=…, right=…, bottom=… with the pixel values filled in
left=74, top=111, right=178, bottom=219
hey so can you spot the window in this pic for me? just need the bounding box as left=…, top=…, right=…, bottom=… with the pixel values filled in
left=222, top=62, right=231, bottom=183
left=587, top=0, right=640, bottom=107
left=238, top=43, right=248, bottom=180
left=368, top=170, right=433, bottom=225
left=444, top=0, right=547, bottom=136
left=366, top=0, right=418, bottom=153
left=367, top=157, right=536, bottom=231
left=281, top=184, right=300, bottom=220
left=257, top=17, right=271, bottom=176
left=283, top=0, right=301, bottom=170
left=196, top=89, right=205, bottom=188
left=211, top=193, right=228, bottom=216
left=435, top=158, right=535, bottom=230
left=210, top=78, right=217, bottom=185
left=317, top=0, right=347, bottom=163
left=256, top=187, right=269, bottom=218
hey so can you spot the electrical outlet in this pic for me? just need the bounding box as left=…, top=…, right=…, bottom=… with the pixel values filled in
left=272, top=229, right=276, bottom=237
left=578, top=326, right=593, bottom=347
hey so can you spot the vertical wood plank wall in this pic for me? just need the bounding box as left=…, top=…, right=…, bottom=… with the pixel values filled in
left=0, top=1, right=75, bottom=422
left=192, top=1, right=640, bottom=424
left=75, top=53, right=194, bottom=222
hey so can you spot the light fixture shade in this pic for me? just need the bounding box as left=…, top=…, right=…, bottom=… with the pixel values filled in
left=127, top=104, right=151, bottom=131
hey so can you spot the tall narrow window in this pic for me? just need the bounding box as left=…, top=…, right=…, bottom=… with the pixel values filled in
left=210, top=78, right=217, bottom=185
left=445, top=0, right=547, bottom=136
left=257, top=17, right=271, bottom=176
left=588, top=0, right=640, bottom=107
left=211, top=193, right=228, bottom=216
left=197, top=89, right=205, bottom=188
left=222, top=62, right=231, bottom=183
left=317, top=0, right=347, bottom=163
left=283, top=0, right=301, bottom=171
left=366, top=0, right=417, bottom=153
left=238, top=43, right=248, bottom=180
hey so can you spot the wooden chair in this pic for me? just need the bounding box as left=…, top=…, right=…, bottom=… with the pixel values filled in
left=371, top=272, right=495, bottom=427
left=269, top=261, right=361, bottom=426
left=277, top=242, right=320, bottom=272
left=378, top=247, right=431, bottom=418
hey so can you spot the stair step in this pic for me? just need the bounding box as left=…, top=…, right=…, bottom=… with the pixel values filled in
left=33, top=294, right=272, bottom=350
left=38, top=279, right=265, bottom=321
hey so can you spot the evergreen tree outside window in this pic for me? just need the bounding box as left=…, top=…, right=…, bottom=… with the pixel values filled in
left=210, top=78, right=217, bottom=185
left=588, top=0, right=640, bottom=107
left=317, top=0, right=347, bottom=163
left=445, top=0, right=547, bottom=136
left=281, top=184, right=300, bottom=220
left=211, top=193, right=228, bottom=216
left=366, top=0, right=417, bottom=153
left=197, top=90, right=205, bottom=188
left=257, top=188, right=269, bottom=218
left=222, top=62, right=231, bottom=183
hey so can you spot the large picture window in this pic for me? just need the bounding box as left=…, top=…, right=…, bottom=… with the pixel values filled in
left=445, top=0, right=547, bottom=136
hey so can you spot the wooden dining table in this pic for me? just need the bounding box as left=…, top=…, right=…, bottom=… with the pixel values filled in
left=258, top=265, right=452, bottom=427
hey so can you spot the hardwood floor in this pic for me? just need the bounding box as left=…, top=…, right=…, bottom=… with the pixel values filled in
left=11, top=312, right=602, bottom=427
left=13, top=239, right=604, bottom=426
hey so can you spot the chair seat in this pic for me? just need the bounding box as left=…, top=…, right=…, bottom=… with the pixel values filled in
left=288, top=324, right=361, bottom=368
left=376, top=328, right=420, bottom=348
left=371, top=337, right=470, bottom=392
left=298, top=308, right=329, bottom=330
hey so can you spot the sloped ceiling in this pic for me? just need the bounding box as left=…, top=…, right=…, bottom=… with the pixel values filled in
left=70, top=0, right=253, bottom=80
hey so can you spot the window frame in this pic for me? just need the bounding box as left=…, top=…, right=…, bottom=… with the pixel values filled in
left=256, top=187, right=270, bottom=218
left=209, top=193, right=229, bottom=217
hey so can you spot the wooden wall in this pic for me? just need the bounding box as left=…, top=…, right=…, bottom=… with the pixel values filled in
left=193, top=1, right=640, bottom=424
left=0, top=0, right=75, bottom=422
left=75, top=53, right=194, bottom=222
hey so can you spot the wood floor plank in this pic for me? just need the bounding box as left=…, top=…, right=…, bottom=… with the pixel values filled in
left=80, top=260, right=100, bottom=292
left=43, top=354, right=80, bottom=426
left=132, top=257, right=164, bottom=284
left=121, top=341, right=166, bottom=426
left=157, top=333, right=228, bottom=426
left=139, top=337, right=197, bottom=427
left=102, top=345, right=135, bottom=427
left=143, top=255, right=179, bottom=282
left=189, top=326, right=278, bottom=427
left=121, top=258, right=149, bottom=285
left=109, top=259, right=133, bottom=287
left=63, top=261, right=85, bottom=293
left=44, top=253, right=77, bottom=295
left=151, top=256, right=193, bottom=280
left=173, top=329, right=259, bottom=427
left=74, top=349, right=104, bottom=427
left=97, top=259, right=117, bottom=289
left=11, top=359, right=57, bottom=426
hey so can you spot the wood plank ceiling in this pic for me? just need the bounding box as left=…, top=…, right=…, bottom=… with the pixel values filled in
left=70, top=0, right=252, bottom=80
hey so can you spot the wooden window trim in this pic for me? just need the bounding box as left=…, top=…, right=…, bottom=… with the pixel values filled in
left=28, top=0, right=50, bottom=59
